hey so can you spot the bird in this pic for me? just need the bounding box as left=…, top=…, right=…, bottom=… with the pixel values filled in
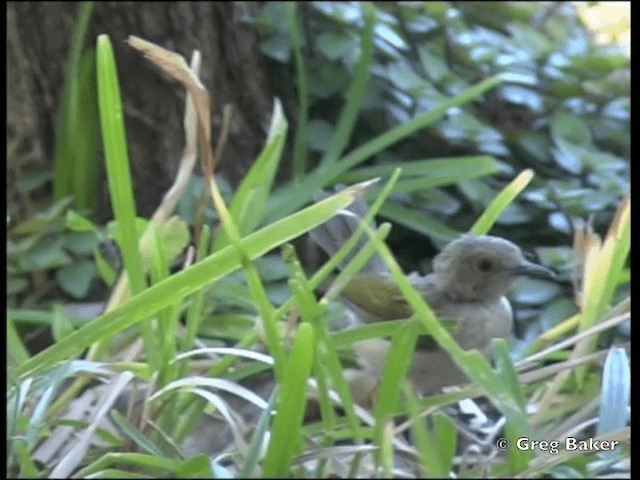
left=309, top=194, right=555, bottom=403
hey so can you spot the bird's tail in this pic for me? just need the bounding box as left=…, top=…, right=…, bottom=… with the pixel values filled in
left=309, top=187, right=387, bottom=274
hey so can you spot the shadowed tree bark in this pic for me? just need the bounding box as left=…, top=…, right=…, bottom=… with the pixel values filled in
left=7, top=2, right=275, bottom=217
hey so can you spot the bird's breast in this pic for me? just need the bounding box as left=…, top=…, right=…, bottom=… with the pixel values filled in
left=435, top=296, right=513, bottom=353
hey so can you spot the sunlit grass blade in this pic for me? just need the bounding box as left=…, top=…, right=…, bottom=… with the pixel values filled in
left=581, top=195, right=630, bottom=330
left=407, top=404, right=457, bottom=478
left=282, top=241, right=369, bottom=452
left=469, top=168, right=534, bottom=235
left=208, top=169, right=287, bottom=379
left=494, top=339, right=532, bottom=472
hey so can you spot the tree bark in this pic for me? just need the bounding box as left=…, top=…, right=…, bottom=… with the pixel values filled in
left=8, top=2, right=274, bottom=217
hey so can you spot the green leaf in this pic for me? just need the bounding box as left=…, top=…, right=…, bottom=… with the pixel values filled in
left=152, top=216, right=190, bottom=264
left=16, top=171, right=52, bottom=194
left=8, top=277, right=29, bottom=296
left=66, top=210, right=98, bottom=232
left=374, top=22, right=407, bottom=50
left=430, top=412, right=458, bottom=475
left=373, top=321, right=418, bottom=450
left=307, top=119, right=335, bottom=153
left=417, top=44, right=451, bottom=83
left=64, top=231, right=101, bottom=255
left=51, top=305, right=78, bottom=344
left=569, top=52, right=629, bottom=74
left=386, top=62, right=429, bottom=94
left=7, top=313, right=30, bottom=368
left=259, top=34, right=291, bottom=62
left=319, top=3, right=375, bottom=167
left=507, top=23, right=552, bottom=59
left=10, top=198, right=74, bottom=235
left=175, top=455, right=214, bottom=478
left=550, top=111, right=592, bottom=146
left=317, top=32, right=356, bottom=60
left=18, top=238, right=72, bottom=271
left=52, top=2, right=95, bottom=204
left=55, top=260, right=96, bottom=299
left=338, top=155, right=501, bottom=185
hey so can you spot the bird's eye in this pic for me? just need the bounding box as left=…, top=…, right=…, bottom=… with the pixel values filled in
left=476, top=257, right=493, bottom=273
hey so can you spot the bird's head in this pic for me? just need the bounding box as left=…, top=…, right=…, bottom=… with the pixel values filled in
left=433, top=235, right=555, bottom=301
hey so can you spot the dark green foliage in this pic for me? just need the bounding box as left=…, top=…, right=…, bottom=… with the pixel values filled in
left=253, top=2, right=628, bottom=236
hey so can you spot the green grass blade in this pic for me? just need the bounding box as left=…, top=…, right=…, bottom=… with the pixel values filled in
left=262, top=323, right=315, bottom=477
left=7, top=313, right=30, bottom=369
left=378, top=201, right=459, bottom=242
left=469, top=169, right=534, bottom=235
left=373, top=320, right=418, bottom=453
left=266, top=74, right=505, bottom=221
left=214, top=99, right=288, bottom=250
left=96, top=34, right=146, bottom=296
left=72, top=48, right=100, bottom=211
left=17, top=183, right=371, bottom=378
left=240, top=386, right=279, bottom=478
left=337, top=155, right=500, bottom=183
left=319, top=2, right=375, bottom=167
left=287, top=2, right=309, bottom=177
left=52, top=1, right=94, bottom=203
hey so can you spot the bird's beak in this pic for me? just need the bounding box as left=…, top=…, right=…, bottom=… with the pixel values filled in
left=515, top=260, right=556, bottom=279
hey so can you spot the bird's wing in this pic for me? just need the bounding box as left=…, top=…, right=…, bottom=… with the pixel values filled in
left=340, top=273, right=414, bottom=321
left=341, top=273, right=461, bottom=354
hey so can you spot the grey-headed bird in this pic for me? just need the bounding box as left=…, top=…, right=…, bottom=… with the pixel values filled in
left=310, top=197, right=555, bottom=403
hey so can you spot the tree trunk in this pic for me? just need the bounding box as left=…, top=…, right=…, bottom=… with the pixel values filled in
left=7, top=2, right=274, bottom=217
